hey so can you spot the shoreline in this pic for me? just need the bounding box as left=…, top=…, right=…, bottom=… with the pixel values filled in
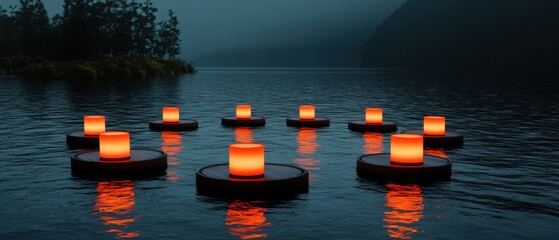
left=0, top=55, right=195, bottom=81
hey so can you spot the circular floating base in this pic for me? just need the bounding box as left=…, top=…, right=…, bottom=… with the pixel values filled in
left=357, top=153, right=451, bottom=181
left=71, top=149, right=167, bottom=178
left=348, top=120, right=397, bottom=132
left=66, top=131, right=99, bottom=148
left=286, top=117, right=330, bottom=128
left=196, top=163, right=308, bottom=196
left=221, top=117, right=266, bottom=127
left=149, top=120, right=199, bottom=131
left=400, top=129, right=464, bottom=148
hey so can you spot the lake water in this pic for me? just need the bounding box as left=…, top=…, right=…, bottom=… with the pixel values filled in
left=0, top=68, right=558, bottom=239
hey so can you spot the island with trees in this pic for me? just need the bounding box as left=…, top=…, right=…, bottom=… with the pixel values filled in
left=0, top=0, right=194, bottom=81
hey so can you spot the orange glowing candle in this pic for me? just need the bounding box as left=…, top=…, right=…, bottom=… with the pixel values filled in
left=390, top=134, right=423, bottom=165
left=229, top=143, right=265, bottom=177
left=236, top=105, right=252, bottom=120
left=100, top=132, right=130, bottom=159
left=84, top=115, right=106, bottom=136
left=424, top=116, right=445, bottom=136
left=366, top=108, right=383, bottom=124
left=162, top=107, right=180, bottom=123
left=299, top=105, right=315, bottom=120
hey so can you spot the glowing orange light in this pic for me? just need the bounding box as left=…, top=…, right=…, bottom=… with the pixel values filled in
left=363, top=132, right=384, bottom=154
left=294, top=129, right=320, bottom=180
left=161, top=132, right=183, bottom=182
left=229, top=143, right=265, bottom=177
left=100, top=132, right=130, bottom=159
left=297, top=128, right=318, bottom=155
left=94, top=180, right=139, bottom=239
left=390, top=134, right=423, bottom=165
left=162, top=107, right=180, bottom=123
left=225, top=200, right=271, bottom=240
left=299, top=105, right=315, bottom=120
left=424, top=148, right=448, bottom=159
left=84, top=115, right=106, bottom=136
left=235, top=128, right=254, bottom=143
left=424, top=116, right=445, bottom=136
left=236, top=105, right=252, bottom=120
left=383, top=183, right=424, bottom=239
left=366, top=108, right=383, bottom=124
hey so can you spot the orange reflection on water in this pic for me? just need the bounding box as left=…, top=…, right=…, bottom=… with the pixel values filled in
left=297, top=128, right=318, bottom=155
left=235, top=127, right=254, bottom=143
left=363, top=132, right=384, bottom=154
left=294, top=128, right=320, bottom=180
left=225, top=200, right=271, bottom=240
left=94, top=180, right=139, bottom=239
left=293, top=157, right=320, bottom=171
left=424, top=148, right=448, bottom=159
left=161, top=131, right=183, bottom=182
left=383, top=184, right=424, bottom=240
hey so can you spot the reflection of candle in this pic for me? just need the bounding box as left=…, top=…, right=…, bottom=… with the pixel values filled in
left=297, top=128, right=318, bottom=155
left=161, top=132, right=183, bottom=182
left=390, top=134, right=423, bottom=165
left=363, top=132, right=383, bottom=154
left=299, top=105, right=315, bottom=120
left=100, top=132, right=130, bottom=159
left=162, top=107, right=180, bottom=123
left=229, top=143, right=265, bottom=177
left=424, top=116, right=445, bottom=136
left=383, top=183, right=424, bottom=240
left=235, top=128, right=254, bottom=143
left=225, top=200, right=270, bottom=240
left=295, top=128, right=319, bottom=180
left=424, top=148, right=448, bottom=159
left=236, top=105, right=252, bottom=120
left=366, top=108, right=383, bottom=124
left=94, top=180, right=139, bottom=239
left=84, top=115, right=106, bottom=136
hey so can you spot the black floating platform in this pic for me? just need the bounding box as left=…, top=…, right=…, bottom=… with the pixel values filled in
left=221, top=117, right=266, bottom=127
left=286, top=117, right=330, bottom=128
left=400, top=129, right=464, bottom=148
left=66, top=131, right=99, bottom=148
left=196, top=163, right=309, bottom=196
left=348, top=120, right=398, bottom=132
left=149, top=120, right=199, bottom=131
left=71, top=149, right=167, bottom=179
left=357, top=153, right=451, bottom=181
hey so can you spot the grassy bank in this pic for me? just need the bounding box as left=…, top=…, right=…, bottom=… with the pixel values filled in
left=0, top=56, right=195, bottom=81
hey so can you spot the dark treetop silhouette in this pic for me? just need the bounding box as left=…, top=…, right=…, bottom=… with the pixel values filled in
left=0, top=0, right=194, bottom=80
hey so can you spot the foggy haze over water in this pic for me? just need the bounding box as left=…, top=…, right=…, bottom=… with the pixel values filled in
left=0, top=0, right=405, bottom=66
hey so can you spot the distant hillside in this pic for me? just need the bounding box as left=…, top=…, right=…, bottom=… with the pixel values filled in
left=361, top=0, right=559, bottom=68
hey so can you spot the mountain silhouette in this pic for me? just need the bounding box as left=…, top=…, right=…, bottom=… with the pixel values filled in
left=361, top=0, right=559, bottom=68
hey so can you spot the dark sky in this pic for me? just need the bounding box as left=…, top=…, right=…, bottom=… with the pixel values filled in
left=1, top=0, right=404, bottom=66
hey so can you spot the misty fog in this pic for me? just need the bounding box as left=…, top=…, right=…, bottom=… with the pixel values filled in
left=1, top=0, right=404, bottom=66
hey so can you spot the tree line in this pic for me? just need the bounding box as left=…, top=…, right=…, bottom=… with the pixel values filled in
left=0, top=0, right=181, bottom=60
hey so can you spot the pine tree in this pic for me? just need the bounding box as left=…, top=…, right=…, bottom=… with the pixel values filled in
left=156, top=10, right=181, bottom=59
left=13, top=0, right=51, bottom=56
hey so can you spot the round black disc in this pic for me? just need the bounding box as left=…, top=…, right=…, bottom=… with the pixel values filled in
left=71, top=149, right=167, bottom=179
left=348, top=120, right=398, bottom=132
left=286, top=117, right=330, bottom=128
left=149, top=120, right=199, bottom=131
left=357, top=153, right=451, bottom=181
left=196, top=163, right=308, bottom=197
left=221, top=117, right=266, bottom=127
left=400, top=129, right=464, bottom=148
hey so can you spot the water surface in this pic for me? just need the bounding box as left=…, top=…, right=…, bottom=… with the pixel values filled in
left=0, top=68, right=558, bottom=239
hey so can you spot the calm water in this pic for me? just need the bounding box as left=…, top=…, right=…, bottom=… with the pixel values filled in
left=0, top=68, right=558, bottom=239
